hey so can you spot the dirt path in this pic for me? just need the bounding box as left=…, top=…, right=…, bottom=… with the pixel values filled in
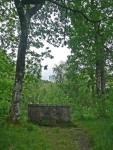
left=40, top=126, right=91, bottom=150
left=76, top=129, right=90, bottom=150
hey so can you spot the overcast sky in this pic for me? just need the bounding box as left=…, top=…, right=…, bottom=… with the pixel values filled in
left=38, top=42, right=71, bottom=80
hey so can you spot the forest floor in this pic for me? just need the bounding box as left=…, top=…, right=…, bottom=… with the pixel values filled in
left=0, top=120, right=91, bottom=150
left=1, top=118, right=113, bottom=150
left=76, top=129, right=90, bottom=150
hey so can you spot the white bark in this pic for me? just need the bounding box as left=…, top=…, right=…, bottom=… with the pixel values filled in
left=10, top=80, right=22, bottom=120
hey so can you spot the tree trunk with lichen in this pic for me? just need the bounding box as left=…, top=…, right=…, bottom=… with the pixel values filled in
left=9, top=0, right=29, bottom=121
left=9, top=0, right=44, bottom=121
left=100, top=59, right=106, bottom=94
left=96, top=61, right=101, bottom=94
left=96, top=56, right=105, bottom=95
left=9, top=24, right=28, bottom=121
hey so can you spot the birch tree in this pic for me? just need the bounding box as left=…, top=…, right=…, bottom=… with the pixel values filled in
left=0, top=0, right=108, bottom=121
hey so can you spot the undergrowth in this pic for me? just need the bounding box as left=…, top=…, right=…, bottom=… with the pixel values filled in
left=0, top=120, right=80, bottom=150
left=78, top=118, right=113, bottom=150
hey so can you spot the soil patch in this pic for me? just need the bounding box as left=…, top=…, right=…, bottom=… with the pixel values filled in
left=76, top=129, right=90, bottom=150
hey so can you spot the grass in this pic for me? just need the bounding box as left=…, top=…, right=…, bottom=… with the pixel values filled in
left=1, top=116, right=113, bottom=150
left=0, top=120, right=81, bottom=150
left=78, top=118, right=113, bottom=150
left=36, top=119, right=78, bottom=128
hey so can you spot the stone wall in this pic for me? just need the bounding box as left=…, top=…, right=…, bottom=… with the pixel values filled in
left=28, top=104, right=71, bottom=123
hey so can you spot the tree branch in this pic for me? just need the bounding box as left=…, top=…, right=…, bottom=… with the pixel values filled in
left=20, top=0, right=108, bottom=23
left=14, top=0, right=26, bottom=27
left=17, top=0, right=107, bottom=23
left=21, top=0, right=45, bottom=5
left=29, top=1, right=45, bottom=18
left=48, top=0, right=107, bottom=23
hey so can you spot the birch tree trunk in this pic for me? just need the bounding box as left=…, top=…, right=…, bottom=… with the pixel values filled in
left=9, top=0, right=30, bottom=121
left=9, top=0, right=44, bottom=121
left=9, top=20, right=29, bottom=121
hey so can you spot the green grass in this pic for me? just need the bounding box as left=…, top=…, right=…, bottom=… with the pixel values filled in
left=78, top=118, right=113, bottom=150
left=0, top=121, right=80, bottom=150
left=1, top=117, right=113, bottom=150
left=36, top=119, right=78, bottom=128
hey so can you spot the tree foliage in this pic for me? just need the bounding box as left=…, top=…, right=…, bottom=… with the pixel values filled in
left=0, top=0, right=113, bottom=120
left=66, top=0, right=113, bottom=94
left=49, top=61, right=67, bottom=83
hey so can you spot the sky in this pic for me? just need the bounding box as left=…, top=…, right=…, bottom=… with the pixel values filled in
left=7, top=41, right=71, bottom=81
left=39, top=42, right=71, bottom=80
